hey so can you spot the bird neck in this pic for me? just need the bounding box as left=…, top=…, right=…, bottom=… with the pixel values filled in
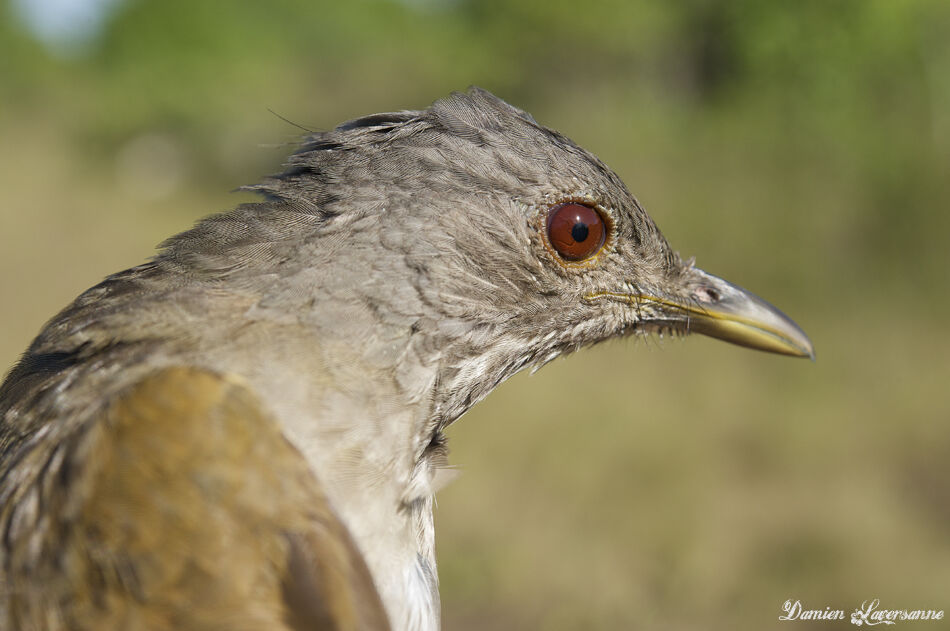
left=177, top=292, right=451, bottom=631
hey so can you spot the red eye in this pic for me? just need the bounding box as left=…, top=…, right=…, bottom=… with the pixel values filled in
left=546, top=202, right=606, bottom=261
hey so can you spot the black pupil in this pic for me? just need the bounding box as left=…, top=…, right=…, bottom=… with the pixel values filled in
left=571, top=222, right=589, bottom=243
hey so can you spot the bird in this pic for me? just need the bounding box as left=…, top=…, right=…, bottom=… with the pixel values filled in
left=0, top=87, right=813, bottom=631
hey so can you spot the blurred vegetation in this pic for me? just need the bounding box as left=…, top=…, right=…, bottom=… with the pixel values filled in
left=1, top=1, right=948, bottom=629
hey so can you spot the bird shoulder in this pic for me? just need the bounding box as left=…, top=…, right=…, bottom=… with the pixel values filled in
left=5, top=366, right=389, bottom=631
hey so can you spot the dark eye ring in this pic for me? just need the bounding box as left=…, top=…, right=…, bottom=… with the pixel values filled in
left=546, top=202, right=607, bottom=261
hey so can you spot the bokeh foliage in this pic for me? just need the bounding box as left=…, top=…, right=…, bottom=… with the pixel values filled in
left=1, top=1, right=948, bottom=629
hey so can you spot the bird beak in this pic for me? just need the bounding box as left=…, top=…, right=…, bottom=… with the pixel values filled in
left=586, top=268, right=815, bottom=359
left=672, top=269, right=815, bottom=359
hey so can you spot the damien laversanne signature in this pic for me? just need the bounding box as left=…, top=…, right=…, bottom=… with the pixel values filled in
left=780, top=599, right=945, bottom=625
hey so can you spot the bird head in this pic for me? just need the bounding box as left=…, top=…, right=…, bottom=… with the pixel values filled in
left=162, top=88, right=812, bottom=432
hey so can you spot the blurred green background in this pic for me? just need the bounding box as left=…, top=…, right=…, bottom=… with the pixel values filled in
left=1, top=0, right=949, bottom=628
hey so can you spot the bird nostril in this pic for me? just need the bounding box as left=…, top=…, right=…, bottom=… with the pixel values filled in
left=693, top=286, right=720, bottom=303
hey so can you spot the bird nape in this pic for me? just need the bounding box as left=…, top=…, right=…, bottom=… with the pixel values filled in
left=0, top=88, right=813, bottom=631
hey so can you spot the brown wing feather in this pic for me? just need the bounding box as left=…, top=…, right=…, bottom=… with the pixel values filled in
left=8, top=367, right=389, bottom=631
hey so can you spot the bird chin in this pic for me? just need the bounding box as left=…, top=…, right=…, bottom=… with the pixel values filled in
left=630, top=320, right=691, bottom=341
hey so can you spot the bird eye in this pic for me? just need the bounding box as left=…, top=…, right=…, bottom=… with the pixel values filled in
left=546, top=202, right=606, bottom=261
